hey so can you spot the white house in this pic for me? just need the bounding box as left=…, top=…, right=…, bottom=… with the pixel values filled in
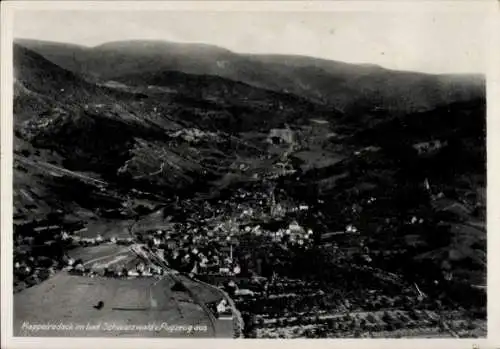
left=200, top=257, right=209, bottom=268
left=219, top=267, right=230, bottom=275
left=346, top=225, right=358, bottom=234
left=127, top=270, right=139, bottom=277
left=267, top=127, right=294, bottom=145
left=217, top=299, right=228, bottom=314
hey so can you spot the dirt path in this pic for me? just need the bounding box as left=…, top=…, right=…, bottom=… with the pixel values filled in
left=15, top=155, right=107, bottom=185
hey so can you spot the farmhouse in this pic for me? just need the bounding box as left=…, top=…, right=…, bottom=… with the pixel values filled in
left=267, top=126, right=294, bottom=145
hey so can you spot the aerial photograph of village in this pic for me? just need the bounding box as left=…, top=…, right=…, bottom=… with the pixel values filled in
left=10, top=9, right=487, bottom=339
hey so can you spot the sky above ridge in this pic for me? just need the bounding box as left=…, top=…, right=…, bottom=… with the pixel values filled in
left=13, top=9, right=490, bottom=74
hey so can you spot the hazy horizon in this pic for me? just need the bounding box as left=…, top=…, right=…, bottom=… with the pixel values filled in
left=14, top=10, right=489, bottom=75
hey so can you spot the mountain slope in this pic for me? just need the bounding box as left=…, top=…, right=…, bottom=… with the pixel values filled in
left=13, top=43, right=339, bottom=222
left=16, top=39, right=485, bottom=114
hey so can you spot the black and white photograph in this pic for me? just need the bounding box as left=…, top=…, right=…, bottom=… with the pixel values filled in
left=1, top=1, right=498, bottom=347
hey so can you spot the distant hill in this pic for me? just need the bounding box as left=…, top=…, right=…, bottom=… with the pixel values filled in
left=14, top=44, right=94, bottom=102
left=16, top=39, right=485, bottom=114
left=110, top=69, right=336, bottom=121
left=13, top=44, right=145, bottom=116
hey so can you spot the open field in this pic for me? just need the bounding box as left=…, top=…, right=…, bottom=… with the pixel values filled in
left=14, top=271, right=233, bottom=337
left=14, top=240, right=234, bottom=338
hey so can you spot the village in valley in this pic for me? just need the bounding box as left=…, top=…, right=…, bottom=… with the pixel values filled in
left=13, top=121, right=486, bottom=338
left=11, top=20, right=487, bottom=339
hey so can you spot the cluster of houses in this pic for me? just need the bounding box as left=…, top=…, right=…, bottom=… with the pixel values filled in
left=65, top=258, right=165, bottom=278
left=134, top=224, right=243, bottom=277
left=60, top=229, right=134, bottom=247
left=13, top=184, right=318, bottom=284
left=134, top=200, right=317, bottom=278
left=259, top=220, right=314, bottom=245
